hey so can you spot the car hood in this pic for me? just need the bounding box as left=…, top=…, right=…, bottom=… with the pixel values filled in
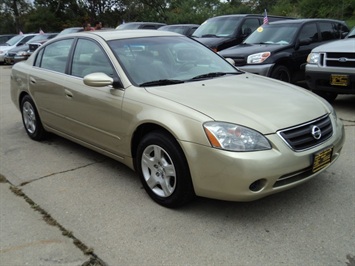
left=8, top=44, right=29, bottom=53
left=145, top=73, right=329, bottom=134
left=311, top=38, right=355, bottom=52
left=193, top=37, right=230, bottom=48
left=219, top=43, right=289, bottom=57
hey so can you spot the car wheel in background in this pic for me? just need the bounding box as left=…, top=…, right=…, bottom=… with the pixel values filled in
left=136, top=130, right=195, bottom=208
left=270, top=65, right=291, bottom=83
left=312, top=91, right=338, bottom=102
left=20, top=95, right=46, bottom=140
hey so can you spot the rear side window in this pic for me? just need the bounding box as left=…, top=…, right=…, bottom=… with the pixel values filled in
left=299, top=23, right=319, bottom=42
left=38, top=39, right=74, bottom=73
left=319, top=22, right=340, bottom=40
left=241, top=18, right=260, bottom=36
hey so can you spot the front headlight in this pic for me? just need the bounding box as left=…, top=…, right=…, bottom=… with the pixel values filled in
left=203, top=122, right=271, bottom=152
left=307, top=52, right=320, bottom=64
left=247, top=52, right=271, bottom=64
left=16, top=51, right=29, bottom=56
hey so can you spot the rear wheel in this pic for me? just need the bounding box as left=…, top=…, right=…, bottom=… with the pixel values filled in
left=270, top=65, right=291, bottom=83
left=136, top=130, right=195, bottom=208
left=20, top=95, right=46, bottom=140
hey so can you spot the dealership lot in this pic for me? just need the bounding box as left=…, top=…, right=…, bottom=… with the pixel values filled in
left=1, top=65, right=354, bottom=265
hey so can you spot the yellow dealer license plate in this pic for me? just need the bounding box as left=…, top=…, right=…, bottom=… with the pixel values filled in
left=312, top=147, right=333, bottom=173
left=330, top=74, right=348, bottom=86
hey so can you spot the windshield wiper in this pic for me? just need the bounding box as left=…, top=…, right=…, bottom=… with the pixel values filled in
left=139, top=79, right=185, bottom=87
left=189, top=72, right=241, bottom=81
left=201, top=34, right=219, bottom=38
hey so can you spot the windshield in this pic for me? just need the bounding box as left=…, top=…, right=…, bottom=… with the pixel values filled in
left=192, top=17, right=241, bottom=38
left=109, top=36, right=240, bottom=86
left=347, top=27, right=355, bottom=38
left=160, top=26, right=188, bottom=35
left=244, top=24, right=298, bottom=45
left=6, top=35, right=23, bottom=46
left=117, top=24, right=141, bottom=30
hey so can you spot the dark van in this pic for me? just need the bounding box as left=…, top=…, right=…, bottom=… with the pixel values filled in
left=192, top=14, right=294, bottom=52
left=219, top=19, right=349, bottom=83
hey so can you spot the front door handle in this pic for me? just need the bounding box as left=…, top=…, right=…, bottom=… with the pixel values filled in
left=64, top=89, right=73, bottom=99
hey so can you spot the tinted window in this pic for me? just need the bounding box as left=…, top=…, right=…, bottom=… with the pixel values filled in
left=39, top=39, right=74, bottom=73
left=241, top=18, right=260, bottom=36
left=244, top=24, right=298, bottom=45
left=71, top=39, right=114, bottom=78
left=299, top=23, right=319, bottom=42
left=192, top=17, right=242, bottom=38
left=318, top=22, right=340, bottom=40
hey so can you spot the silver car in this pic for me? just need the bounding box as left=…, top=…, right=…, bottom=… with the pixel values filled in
left=11, top=30, right=345, bottom=208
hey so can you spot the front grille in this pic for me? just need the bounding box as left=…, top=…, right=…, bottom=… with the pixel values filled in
left=277, top=115, right=333, bottom=151
left=230, top=57, right=246, bottom=66
left=29, top=44, right=40, bottom=52
left=323, top=52, right=355, bottom=68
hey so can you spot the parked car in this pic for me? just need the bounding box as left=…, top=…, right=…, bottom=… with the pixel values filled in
left=116, top=22, right=166, bottom=30
left=0, top=34, right=38, bottom=63
left=4, top=33, right=58, bottom=64
left=192, top=14, right=294, bottom=52
left=10, top=30, right=344, bottom=208
left=158, top=24, right=199, bottom=37
left=0, top=34, right=16, bottom=45
left=305, top=37, right=355, bottom=102
left=219, top=19, right=349, bottom=83
left=57, top=27, right=84, bottom=36
left=346, top=26, right=355, bottom=38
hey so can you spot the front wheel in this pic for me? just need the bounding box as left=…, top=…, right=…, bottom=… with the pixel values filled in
left=20, top=95, right=46, bottom=140
left=136, top=130, right=195, bottom=208
left=270, top=65, right=291, bottom=83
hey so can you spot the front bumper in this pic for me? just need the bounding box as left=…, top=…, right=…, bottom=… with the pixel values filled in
left=237, top=63, right=274, bottom=77
left=4, top=54, right=28, bottom=64
left=306, top=64, right=355, bottom=94
left=181, top=115, right=345, bottom=202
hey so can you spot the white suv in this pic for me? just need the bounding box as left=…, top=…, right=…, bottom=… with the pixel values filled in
left=305, top=28, right=355, bottom=102
left=0, top=34, right=37, bottom=63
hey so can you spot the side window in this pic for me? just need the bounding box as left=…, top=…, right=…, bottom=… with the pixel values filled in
left=21, top=36, right=35, bottom=44
left=40, top=39, right=74, bottom=73
left=241, top=18, right=260, bottom=36
left=299, top=23, right=319, bottom=43
left=71, top=38, right=114, bottom=78
left=319, top=22, right=339, bottom=41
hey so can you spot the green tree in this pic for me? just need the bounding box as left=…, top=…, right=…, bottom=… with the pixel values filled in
left=0, top=0, right=32, bottom=33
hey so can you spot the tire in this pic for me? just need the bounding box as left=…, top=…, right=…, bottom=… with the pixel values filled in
left=270, top=65, right=291, bottom=83
left=136, top=130, right=195, bottom=208
left=313, top=91, right=338, bottom=103
left=20, top=95, right=46, bottom=141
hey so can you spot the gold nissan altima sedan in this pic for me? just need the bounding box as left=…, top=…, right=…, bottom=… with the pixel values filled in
left=11, top=30, right=345, bottom=208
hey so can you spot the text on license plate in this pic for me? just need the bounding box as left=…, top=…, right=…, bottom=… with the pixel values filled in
left=312, top=147, right=333, bottom=173
left=330, top=74, right=348, bottom=86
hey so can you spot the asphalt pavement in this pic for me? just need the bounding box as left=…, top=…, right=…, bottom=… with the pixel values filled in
left=1, top=65, right=354, bottom=266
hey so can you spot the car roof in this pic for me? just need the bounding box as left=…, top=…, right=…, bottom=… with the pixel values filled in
left=59, top=29, right=182, bottom=41
left=120, top=22, right=166, bottom=25
left=269, top=18, right=346, bottom=25
left=159, top=24, right=199, bottom=27
left=208, top=14, right=291, bottom=19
